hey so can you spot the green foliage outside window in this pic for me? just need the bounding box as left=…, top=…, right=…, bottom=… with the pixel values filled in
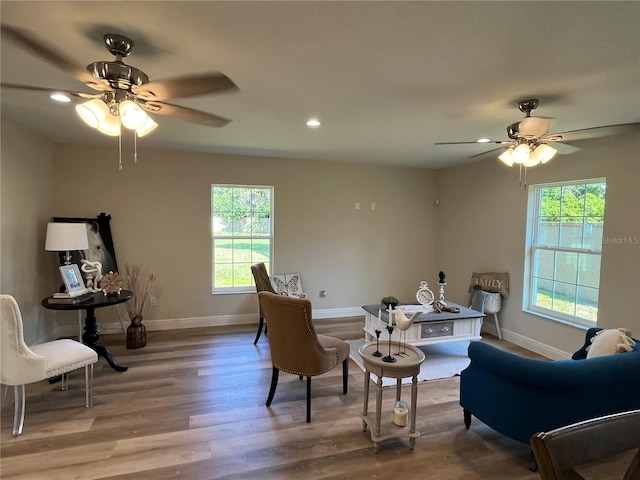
left=212, top=185, right=273, bottom=291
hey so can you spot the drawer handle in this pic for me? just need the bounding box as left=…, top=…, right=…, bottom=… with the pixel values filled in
left=425, top=328, right=435, bottom=334
left=441, top=326, right=451, bottom=333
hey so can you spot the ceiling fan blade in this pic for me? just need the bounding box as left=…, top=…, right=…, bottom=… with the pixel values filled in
left=0, top=24, right=102, bottom=88
left=434, top=140, right=511, bottom=145
left=133, top=73, right=238, bottom=101
left=545, top=122, right=640, bottom=142
left=141, top=101, right=231, bottom=127
left=469, top=146, right=509, bottom=159
left=1, top=83, right=103, bottom=99
left=547, top=142, right=581, bottom=155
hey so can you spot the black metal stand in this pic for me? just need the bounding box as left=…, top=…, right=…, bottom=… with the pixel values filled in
left=373, top=329, right=383, bottom=357
left=383, top=325, right=396, bottom=363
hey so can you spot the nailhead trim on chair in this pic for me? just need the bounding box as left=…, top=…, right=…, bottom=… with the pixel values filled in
left=271, top=299, right=339, bottom=377
left=45, top=359, right=97, bottom=378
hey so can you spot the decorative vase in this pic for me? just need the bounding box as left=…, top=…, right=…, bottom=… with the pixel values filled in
left=126, top=315, right=146, bottom=349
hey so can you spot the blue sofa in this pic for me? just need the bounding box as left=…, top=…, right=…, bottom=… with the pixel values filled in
left=460, top=328, right=640, bottom=449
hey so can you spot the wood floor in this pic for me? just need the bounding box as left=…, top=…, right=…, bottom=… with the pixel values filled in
left=1, top=318, right=634, bottom=479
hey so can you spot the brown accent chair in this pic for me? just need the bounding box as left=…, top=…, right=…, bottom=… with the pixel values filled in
left=257, top=291, right=350, bottom=423
left=531, top=409, right=640, bottom=479
left=251, top=262, right=277, bottom=345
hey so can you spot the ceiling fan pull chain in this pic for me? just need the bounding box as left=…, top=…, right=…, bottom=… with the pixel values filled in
left=118, top=133, right=123, bottom=171
left=519, top=163, right=523, bottom=187
left=134, top=131, right=138, bottom=163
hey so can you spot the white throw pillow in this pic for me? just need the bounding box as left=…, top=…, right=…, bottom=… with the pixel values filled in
left=586, top=328, right=636, bottom=358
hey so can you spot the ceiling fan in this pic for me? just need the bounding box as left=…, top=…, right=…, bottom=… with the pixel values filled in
left=1, top=25, right=238, bottom=132
left=435, top=98, right=639, bottom=170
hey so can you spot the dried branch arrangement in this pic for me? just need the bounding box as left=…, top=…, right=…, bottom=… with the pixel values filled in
left=123, top=263, right=156, bottom=324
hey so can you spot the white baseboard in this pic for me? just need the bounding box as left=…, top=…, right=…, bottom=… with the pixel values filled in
left=58, top=306, right=365, bottom=336
left=499, top=328, right=571, bottom=360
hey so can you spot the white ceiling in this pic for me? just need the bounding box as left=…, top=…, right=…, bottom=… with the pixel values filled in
left=1, top=1, right=639, bottom=169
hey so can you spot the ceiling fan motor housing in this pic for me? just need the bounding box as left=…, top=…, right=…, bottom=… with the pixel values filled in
left=87, top=61, right=149, bottom=91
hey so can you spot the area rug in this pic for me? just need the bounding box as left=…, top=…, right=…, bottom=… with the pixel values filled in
left=347, top=338, right=471, bottom=386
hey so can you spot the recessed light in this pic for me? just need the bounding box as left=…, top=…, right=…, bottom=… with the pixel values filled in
left=306, top=119, right=321, bottom=128
left=477, top=138, right=491, bottom=143
left=50, top=93, right=71, bottom=103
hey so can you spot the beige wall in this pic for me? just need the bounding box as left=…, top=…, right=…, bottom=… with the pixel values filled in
left=50, top=142, right=438, bottom=327
left=436, top=131, right=640, bottom=354
left=2, top=119, right=638, bottom=357
left=0, top=120, right=58, bottom=344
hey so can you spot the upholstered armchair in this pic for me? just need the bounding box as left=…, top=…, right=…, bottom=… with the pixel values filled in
left=0, top=295, right=98, bottom=436
left=251, top=262, right=277, bottom=345
left=257, top=291, right=350, bottom=423
left=460, top=327, right=640, bottom=468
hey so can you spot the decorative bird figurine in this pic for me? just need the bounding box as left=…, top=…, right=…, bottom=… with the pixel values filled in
left=395, top=309, right=422, bottom=355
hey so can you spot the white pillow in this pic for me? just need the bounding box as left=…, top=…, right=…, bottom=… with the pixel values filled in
left=586, top=328, right=636, bottom=358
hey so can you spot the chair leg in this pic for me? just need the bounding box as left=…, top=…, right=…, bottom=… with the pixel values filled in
left=493, top=313, right=503, bottom=340
left=85, top=364, right=94, bottom=408
left=342, top=358, right=349, bottom=394
left=13, top=385, right=25, bottom=437
left=306, top=376, right=311, bottom=423
left=529, top=450, right=538, bottom=472
left=253, top=317, right=265, bottom=345
left=61, top=372, right=69, bottom=391
left=266, top=367, right=279, bottom=406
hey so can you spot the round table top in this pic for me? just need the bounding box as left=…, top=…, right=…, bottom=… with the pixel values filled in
left=41, top=290, right=133, bottom=310
left=358, top=341, right=425, bottom=378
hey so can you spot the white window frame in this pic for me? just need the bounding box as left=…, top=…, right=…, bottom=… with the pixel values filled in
left=524, top=178, right=606, bottom=327
left=211, top=184, right=274, bottom=294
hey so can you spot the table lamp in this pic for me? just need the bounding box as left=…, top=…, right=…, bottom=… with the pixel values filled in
left=45, top=222, right=89, bottom=265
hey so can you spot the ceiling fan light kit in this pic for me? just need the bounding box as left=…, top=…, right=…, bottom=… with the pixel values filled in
left=498, top=142, right=557, bottom=168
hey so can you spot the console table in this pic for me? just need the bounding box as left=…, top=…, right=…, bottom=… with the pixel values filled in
left=359, top=341, right=425, bottom=452
left=362, top=303, right=484, bottom=348
left=42, top=290, right=133, bottom=372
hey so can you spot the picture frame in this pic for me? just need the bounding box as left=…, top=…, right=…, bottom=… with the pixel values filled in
left=51, top=213, right=119, bottom=279
left=59, top=264, right=88, bottom=296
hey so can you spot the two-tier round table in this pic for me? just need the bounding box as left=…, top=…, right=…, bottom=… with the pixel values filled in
left=358, top=340, right=426, bottom=453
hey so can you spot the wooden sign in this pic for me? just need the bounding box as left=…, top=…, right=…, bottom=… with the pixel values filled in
left=469, top=272, right=510, bottom=297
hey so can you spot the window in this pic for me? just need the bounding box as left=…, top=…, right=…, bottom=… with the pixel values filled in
left=211, top=185, right=273, bottom=293
left=524, top=179, right=606, bottom=326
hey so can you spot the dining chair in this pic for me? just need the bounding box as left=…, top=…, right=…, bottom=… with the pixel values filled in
left=257, top=291, right=349, bottom=423
left=251, top=262, right=277, bottom=345
left=0, top=294, right=98, bottom=436
left=531, top=409, right=640, bottom=479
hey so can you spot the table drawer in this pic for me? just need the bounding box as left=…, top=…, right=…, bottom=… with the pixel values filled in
left=420, top=322, right=454, bottom=338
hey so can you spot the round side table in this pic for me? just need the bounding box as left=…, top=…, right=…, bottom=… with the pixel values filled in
left=358, top=341, right=425, bottom=452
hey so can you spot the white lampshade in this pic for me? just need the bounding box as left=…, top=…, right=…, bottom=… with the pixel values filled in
left=135, top=115, right=158, bottom=137
left=76, top=99, right=109, bottom=128
left=531, top=144, right=557, bottom=164
left=97, top=113, right=122, bottom=136
left=119, top=100, right=148, bottom=130
left=498, top=148, right=515, bottom=167
left=512, top=143, right=531, bottom=164
left=45, top=223, right=89, bottom=251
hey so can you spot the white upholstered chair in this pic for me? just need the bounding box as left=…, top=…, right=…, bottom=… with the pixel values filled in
left=0, top=294, right=98, bottom=436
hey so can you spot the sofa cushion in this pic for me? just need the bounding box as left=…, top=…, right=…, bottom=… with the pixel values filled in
left=587, top=328, right=636, bottom=358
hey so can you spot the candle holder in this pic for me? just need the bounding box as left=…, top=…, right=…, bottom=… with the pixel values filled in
left=438, top=282, right=447, bottom=304
left=383, top=325, right=396, bottom=363
left=372, top=329, right=383, bottom=357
